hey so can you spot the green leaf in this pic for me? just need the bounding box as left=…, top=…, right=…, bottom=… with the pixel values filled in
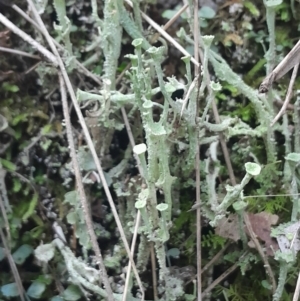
left=223, top=83, right=238, bottom=95
left=77, top=148, right=96, bottom=171
left=281, top=11, right=289, bottom=21
left=28, top=225, right=45, bottom=239
left=66, top=211, right=77, bottom=224
left=1, top=283, right=19, bottom=297
left=11, top=113, right=28, bottom=126
left=35, top=274, right=53, bottom=285
left=200, top=19, right=208, bottom=28
left=41, top=124, right=52, bottom=135
left=244, top=1, right=260, bottom=17
left=27, top=281, right=46, bottom=299
left=62, top=285, right=82, bottom=301
left=77, top=224, right=90, bottom=248
left=40, top=138, right=52, bottom=151
left=34, top=243, right=55, bottom=263
left=162, top=9, right=177, bottom=19
left=12, top=178, right=22, bottom=192
left=244, top=58, right=266, bottom=83
left=93, top=65, right=102, bottom=75
left=0, top=158, right=16, bottom=171
left=261, top=279, right=272, bottom=290
left=117, top=62, right=128, bottom=72
left=2, top=82, right=19, bottom=93
left=12, top=244, right=33, bottom=264
left=22, top=193, right=38, bottom=221
left=64, top=191, right=79, bottom=206
left=216, top=93, right=227, bottom=100
left=185, top=294, right=196, bottom=301
left=198, top=6, right=216, bottom=19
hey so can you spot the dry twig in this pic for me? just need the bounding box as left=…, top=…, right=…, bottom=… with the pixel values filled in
left=0, top=224, right=26, bottom=301
left=271, top=63, right=299, bottom=127
left=293, top=271, right=300, bottom=301
left=124, top=0, right=199, bottom=67
left=12, top=4, right=102, bottom=85
left=201, top=252, right=247, bottom=298
left=243, top=213, right=276, bottom=293
left=191, top=1, right=202, bottom=300
left=201, top=241, right=231, bottom=274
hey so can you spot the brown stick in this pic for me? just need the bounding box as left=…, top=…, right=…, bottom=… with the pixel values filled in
left=259, top=39, right=300, bottom=93
left=201, top=252, right=247, bottom=298
left=270, top=63, right=299, bottom=126
left=243, top=212, right=277, bottom=293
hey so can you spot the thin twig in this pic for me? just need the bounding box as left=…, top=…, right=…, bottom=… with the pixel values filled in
left=292, top=271, right=300, bottom=301
left=150, top=242, right=158, bottom=301
left=210, top=101, right=236, bottom=185
left=164, top=4, right=188, bottom=31
left=270, top=63, right=299, bottom=127
left=259, top=39, right=300, bottom=93
left=150, top=3, right=188, bottom=43
left=201, top=252, right=247, bottom=298
left=121, top=107, right=142, bottom=169
left=12, top=4, right=102, bottom=86
left=124, top=0, right=199, bottom=67
left=274, top=98, right=294, bottom=111
left=25, top=1, right=145, bottom=298
left=192, top=0, right=202, bottom=299
left=180, top=74, right=199, bottom=117
left=116, top=63, right=132, bottom=86
left=120, top=105, right=147, bottom=301
left=0, top=13, right=58, bottom=66
left=0, top=225, right=26, bottom=301
left=24, top=61, right=41, bottom=75
left=201, top=241, right=231, bottom=274
left=117, top=4, right=188, bottom=89
left=0, top=46, right=41, bottom=59
left=120, top=106, right=143, bottom=301
left=58, top=71, right=114, bottom=300
left=244, top=192, right=300, bottom=199
left=14, top=1, right=113, bottom=296
left=243, top=213, right=276, bottom=293
left=122, top=212, right=141, bottom=301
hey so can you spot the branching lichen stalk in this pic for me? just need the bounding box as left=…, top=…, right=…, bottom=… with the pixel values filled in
left=293, top=97, right=300, bottom=153
left=101, top=0, right=122, bottom=89
left=208, top=49, right=278, bottom=163
left=117, top=0, right=151, bottom=50
left=273, top=260, right=289, bottom=301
